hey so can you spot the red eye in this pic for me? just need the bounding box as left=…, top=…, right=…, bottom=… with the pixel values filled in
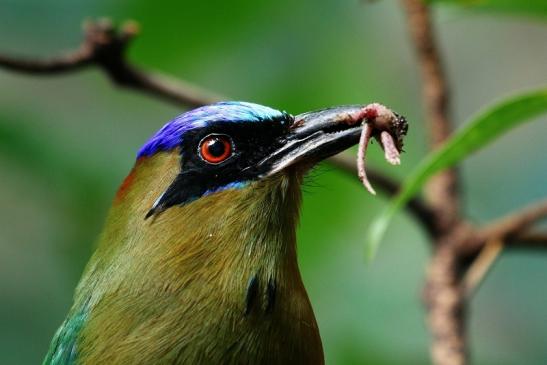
left=199, top=134, right=233, bottom=164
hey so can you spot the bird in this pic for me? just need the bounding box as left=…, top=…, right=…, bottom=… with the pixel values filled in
left=43, top=101, right=407, bottom=365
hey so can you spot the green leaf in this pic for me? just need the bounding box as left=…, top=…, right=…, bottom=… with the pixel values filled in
left=366, top=89, right=547, bottom=259
left=428, top=0, right=547, bottom=19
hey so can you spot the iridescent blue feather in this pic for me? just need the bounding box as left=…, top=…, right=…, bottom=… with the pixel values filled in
left=137, top=101, right=285, bottom=158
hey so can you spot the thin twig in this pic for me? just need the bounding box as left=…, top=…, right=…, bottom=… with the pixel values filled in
left=0, top=19, right=222, bottom=108
left=512, top=231, right=547, bottom=248
left=458, top=201, right=547, bottom=299
left=477, top=199, right=547, bottom=246
left=462, top=238, right=503, bottom=298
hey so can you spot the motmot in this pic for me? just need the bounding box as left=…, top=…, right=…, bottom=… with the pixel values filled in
left=43, top=101, right=407, bottom=365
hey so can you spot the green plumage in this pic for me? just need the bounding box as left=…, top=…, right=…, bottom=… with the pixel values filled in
left=44, top=152, right=323, bottom=364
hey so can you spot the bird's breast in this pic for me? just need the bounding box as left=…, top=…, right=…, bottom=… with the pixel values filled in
left=74, top=170, right=324, bottom=364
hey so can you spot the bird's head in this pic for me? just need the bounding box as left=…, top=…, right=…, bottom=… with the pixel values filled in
left=72, top=101, right=407, bottom=362
left=102, top=100, right=408, bottom=280
left=121, top=101, right=402, bottom=220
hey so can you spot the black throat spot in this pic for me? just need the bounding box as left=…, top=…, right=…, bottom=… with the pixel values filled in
left=244, top=274, right=277, bottom=316
left=244, top=275, right=259, bottom=316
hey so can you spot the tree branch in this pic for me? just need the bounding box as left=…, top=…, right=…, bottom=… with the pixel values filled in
left=455, top=199, right=547, bottom=257
left=424, top=240, right=467, bottom=365
left=401, top=0, right=547, bottom=359
left=400, top=0, right=459, bottom=231
left=478, top=199, right=547, bottom=244
left=0, top=19, right=222, bottom=108
left=512, top=231, right=547, bottom=249
left=400, top=2, right=465, bottom=364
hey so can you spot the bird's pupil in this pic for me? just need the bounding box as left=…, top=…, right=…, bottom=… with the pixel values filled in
left=208, top=138, right=225, bottom=157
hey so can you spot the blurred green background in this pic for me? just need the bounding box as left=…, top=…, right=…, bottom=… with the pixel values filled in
left=0, top=0, right=546, bottom=364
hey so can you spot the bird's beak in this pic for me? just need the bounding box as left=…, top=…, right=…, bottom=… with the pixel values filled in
left=258, top=105, right=368, bottom=176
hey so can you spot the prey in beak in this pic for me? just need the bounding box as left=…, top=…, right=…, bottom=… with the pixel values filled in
left=261, top=103, right=408, bottom=194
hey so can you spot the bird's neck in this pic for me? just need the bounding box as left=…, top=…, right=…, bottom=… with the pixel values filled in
left=68, top=152, right=323, bottom=364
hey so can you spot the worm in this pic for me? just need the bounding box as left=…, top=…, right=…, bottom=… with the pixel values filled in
left=353, top=103, right=407, bottom=194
